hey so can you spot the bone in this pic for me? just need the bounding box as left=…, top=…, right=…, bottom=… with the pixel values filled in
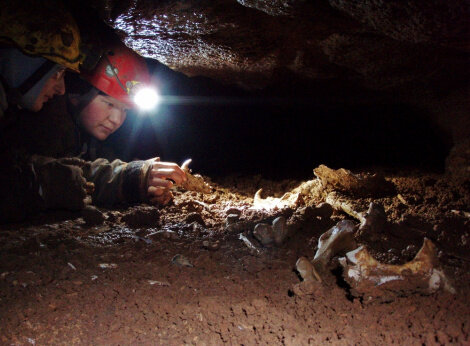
left=356, top=202, right=387, bottom=240
left=253, top=223, right=274, bottom=246
left=314, top=164, right=395, bottom=196
left=295, top=220, right=357, bottom=283
left=326, top=192, right=365, bottom=223
left=296, top=257, right=321, bottom=282
left=272, top=216, right=288, bottom=245
left=253, top=188, right=303, bottom=210
left=238, top=233, right=260, bottom=254
left=180, top=159, right=212, bottom=193
left=312, top=220, right=357, bottom=268
left=340, top=238, right=455, bottom=302
left=296, top=257, right=322, bottom=282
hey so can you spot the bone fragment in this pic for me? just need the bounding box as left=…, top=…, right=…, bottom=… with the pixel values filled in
left=357, top=202, right=386, bottom=240
left=180, top=159, right=212, bottom=193
left=238, top=233, right=260, bottom=254
left=341, top=238, right=455, bottom=302
left=296, top=257, right=321, bottom=282
left=314, top=164, right=395, bottom=196
left=312, top=220, right=357, bottom=268
left=272, top=216, right=288, bottom=245
left=295, top=220, right=357, bottom=283
left=326, top=192, right=365, bottom=223
left=253, top=188, right=302, bottom=210
left=253, top=223, right=274, bottom=246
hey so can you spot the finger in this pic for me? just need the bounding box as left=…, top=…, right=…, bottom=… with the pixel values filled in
left=151, top=168, right=186, bottom=185
left=148, top=185, right=166, bottom=196
left=148, top=177, right=173, bottom=189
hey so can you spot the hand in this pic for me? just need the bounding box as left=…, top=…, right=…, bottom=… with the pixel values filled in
left=146, top=158, right=186, bottom=204
left=34, top=159, right=88, bottom=210
left=148, top=186, right=173, bottom=206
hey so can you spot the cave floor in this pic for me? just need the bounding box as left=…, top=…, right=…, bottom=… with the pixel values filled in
left=0, top=169, right=469, bottom=345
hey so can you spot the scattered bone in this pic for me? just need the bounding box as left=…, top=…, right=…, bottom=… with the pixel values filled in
left=314, top=164, right=395, bottom=196
left=172, top=254, right=193, bottom=267
left=295, top=220, right=357, bottom=283
left=326, top=192, right=365, bottom=223
left=272, top=216, right=288, bottom=245
left=253, top=188, right=303, bottom=210
left=356, top=203, right=387, bottom=241
left=148, top=280, right=171, bottom=286
left=252, top=216, right=291, bottom=247
left=340, top=238, right=455, bottom=303
left=296, top=257, right=322, bottom=282
left=67, top=262, right=77, bottom=271
left=238, top=233, right=260, bottom=254
left=180, top=159, right=212, bottom=193
left=313, top=220, right=357, bottom=269
left=253, top=223, right=274, bottom=246
left=98, top=263, right=118, bottom=269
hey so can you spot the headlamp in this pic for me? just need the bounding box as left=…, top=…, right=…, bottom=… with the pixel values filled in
left=130, top=84, right=160, bottom=111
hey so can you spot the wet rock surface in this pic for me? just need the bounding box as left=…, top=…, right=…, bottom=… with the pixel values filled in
left=0, top=167, right=469, bottom=344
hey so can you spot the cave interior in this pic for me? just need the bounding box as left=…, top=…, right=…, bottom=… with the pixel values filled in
left=0, top=0, right=469, bottom=344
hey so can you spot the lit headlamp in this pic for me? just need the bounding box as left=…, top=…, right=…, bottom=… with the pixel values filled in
left=128, top=82, right=160, bottom=111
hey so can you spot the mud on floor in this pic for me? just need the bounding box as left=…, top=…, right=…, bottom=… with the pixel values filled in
left=0, top=167, right=469, bottom=344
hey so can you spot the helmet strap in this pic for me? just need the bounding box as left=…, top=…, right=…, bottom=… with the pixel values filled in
left=17, top=60, right=55, bottom=95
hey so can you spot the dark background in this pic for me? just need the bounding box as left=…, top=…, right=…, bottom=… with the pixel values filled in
left=104, top=59, right=450, bottom=180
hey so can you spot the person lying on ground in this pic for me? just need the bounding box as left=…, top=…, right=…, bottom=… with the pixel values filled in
left=1, top=41, right=186, bottom=223
left=0, top=0, right=86, bottom=222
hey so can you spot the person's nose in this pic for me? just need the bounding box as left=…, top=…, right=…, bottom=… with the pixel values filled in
left=108, top=109, right=125, bottom=127
left=54, top=77, right=66, bottom=96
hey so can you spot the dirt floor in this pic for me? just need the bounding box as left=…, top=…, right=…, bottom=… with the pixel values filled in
left=0, top=166, right=469, bottom=345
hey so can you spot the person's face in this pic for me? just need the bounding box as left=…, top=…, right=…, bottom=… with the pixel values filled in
left=31, top=67, right=66, bottom=112
left=79, top=94, right=128, bottom=140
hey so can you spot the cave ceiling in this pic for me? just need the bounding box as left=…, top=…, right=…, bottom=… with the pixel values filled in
left=71, top=0, right=470, bottom=144
left=81, top=0, right=468, bottom=96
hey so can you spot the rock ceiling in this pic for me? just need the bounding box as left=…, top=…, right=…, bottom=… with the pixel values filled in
left=78, top=0, right=469, bottom=140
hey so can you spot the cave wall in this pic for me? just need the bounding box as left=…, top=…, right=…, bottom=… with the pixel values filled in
left=71, top=0, right=469, bottom=158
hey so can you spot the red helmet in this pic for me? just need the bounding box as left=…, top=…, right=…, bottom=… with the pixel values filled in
left=82, top=43, right=151, bottom=108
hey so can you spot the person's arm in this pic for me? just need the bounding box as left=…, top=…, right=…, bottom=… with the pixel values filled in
left=80, top=157, right=186, bottom=207
left=0, top=154, right=88, bottom=223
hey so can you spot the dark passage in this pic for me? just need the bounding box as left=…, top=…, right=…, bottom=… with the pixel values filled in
left=105, top=61, right=450, bottom=180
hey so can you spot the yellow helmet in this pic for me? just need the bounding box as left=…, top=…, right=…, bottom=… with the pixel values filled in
left=0, top=0, right=82, bottom=72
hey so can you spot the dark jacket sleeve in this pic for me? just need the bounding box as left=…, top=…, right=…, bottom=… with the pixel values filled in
left=81, top=158, right=154, bottom=206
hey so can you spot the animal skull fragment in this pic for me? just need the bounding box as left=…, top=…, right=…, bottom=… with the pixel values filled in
left=340, top=238, right=455, bottom=302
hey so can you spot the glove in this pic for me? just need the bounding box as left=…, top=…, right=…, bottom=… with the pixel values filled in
left=33, top=158, right=88, bottom=210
